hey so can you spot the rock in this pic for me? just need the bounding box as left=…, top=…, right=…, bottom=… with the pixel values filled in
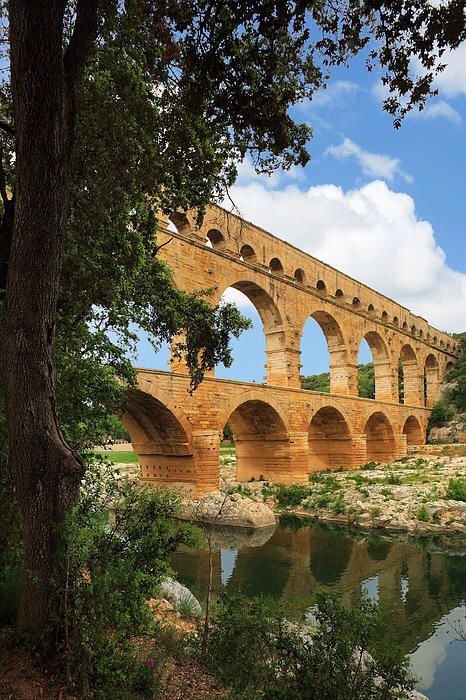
left=182, top=490, right=276, bottom=528
left=159, top=577, right=202, bottom=616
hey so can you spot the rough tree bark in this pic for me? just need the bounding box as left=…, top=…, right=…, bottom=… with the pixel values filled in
left=3, top=0, right=97, bottom=648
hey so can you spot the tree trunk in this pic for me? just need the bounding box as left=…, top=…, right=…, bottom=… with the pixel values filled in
left=3, top=1, right=92, bottom=649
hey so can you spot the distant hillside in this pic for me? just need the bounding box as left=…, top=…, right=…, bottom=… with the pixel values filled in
left=301, top=362, right=375, bottom=399
left=428, top=331, right=466, bottom=443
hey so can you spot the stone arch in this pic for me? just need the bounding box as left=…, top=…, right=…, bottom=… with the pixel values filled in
left=368, top=303, right=375, bottom=315
left=269, top=257, right=284, bottom=275
left=335, top=288, right=344, bottom=299
left=206, top=228, right=226, bottom=250
left=123, top=388, right=195, bottom=487
left=168, top=211, right=191, bottom=235
left=403, top=416, right=423, bottom=446
left=362, top=331, right=394, bottom=402
left=294, top=267, right=306, bottom=284
left=217, top=277, right=283, bottom=384
left=239, top=243, right=257, bottom=263
left=424, top=354, right=440, bottom=407
left=381, top=311, right=388, bottom=322
left=303, top=310, right=353, bottom=395
left=402, top=321, right=408, bottom=331
left=316, top=279, right=326, bottom=293
left=364, top=412, right=396, bottom=462
left=308, top=406, right=354, bottom=470
left=352, top=297, right=361, bottom=308
left=399, top=344, right=421, bottom=406
left=393, top=316, right=399, bottom=328
left=445, top=360, right=455, bottom=374
left=222, top=394, right=290, bottom=482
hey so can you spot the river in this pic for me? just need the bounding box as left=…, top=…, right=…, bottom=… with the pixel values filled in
left=171, top=518, right=466, bottom=700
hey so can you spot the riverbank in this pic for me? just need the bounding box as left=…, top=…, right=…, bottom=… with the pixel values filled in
left=220, top=444, right=466, bottom=536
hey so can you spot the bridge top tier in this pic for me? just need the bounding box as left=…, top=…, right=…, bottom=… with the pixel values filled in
left=158, top=203, right=458, bottom=358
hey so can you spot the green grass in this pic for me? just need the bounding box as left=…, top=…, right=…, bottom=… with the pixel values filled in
left=94, top=450, right=138, bottom=463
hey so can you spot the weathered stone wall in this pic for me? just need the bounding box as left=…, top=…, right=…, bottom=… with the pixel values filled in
left=123, top=204, right=458, bottom=495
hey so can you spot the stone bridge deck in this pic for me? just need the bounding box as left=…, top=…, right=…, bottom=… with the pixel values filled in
left=124, top=369, right=431, bottom=495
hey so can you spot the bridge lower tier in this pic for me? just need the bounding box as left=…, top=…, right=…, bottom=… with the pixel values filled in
left=123, top=369, right=430, bottom=496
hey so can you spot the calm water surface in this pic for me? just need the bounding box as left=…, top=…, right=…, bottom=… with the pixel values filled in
left=171, top=519, right=466, bottom=700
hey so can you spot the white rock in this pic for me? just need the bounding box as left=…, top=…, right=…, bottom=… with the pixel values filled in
left=159, top=577, right=202, bottom=615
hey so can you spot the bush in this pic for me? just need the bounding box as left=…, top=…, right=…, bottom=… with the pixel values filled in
left=62, top=457, right=200, bottom=697
left=427, top=401, right=454, bottom=433
left=445, top=477, right=466, bottom=502
left=416, top=505, right=429, bottom=522
left=275, top=484, right=310, bottom=508
left=206, top=591, right=415, bottom=699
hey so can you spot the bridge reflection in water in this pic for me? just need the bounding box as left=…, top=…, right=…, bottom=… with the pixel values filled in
left=171, top=522, right=466, bottom=699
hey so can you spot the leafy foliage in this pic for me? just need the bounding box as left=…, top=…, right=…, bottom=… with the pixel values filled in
left=62, top=458, right=200, bottom=696
left=207, top=591, right=415, bottom=699
left=446, top=333, right=466, bottom=413
left=301, top=362, right=374, bottom=398
left=427, top=400, right=454, bottom=433
left=445, top=477, right=466, bottom=502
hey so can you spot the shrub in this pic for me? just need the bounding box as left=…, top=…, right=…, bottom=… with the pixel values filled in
left=361, top=461, right=378, bottom=471
left=445, top=477, right=466, bottom=502
left=276, top=484, right=310, bottom=508
left=207, top=591, right=415, bottom=699
left=383, top=473, right=402, bottom=485
left=427, top=401, right=454, bottom=432
left=62, top=458, right=199, bottom=697
left=416, top=505, right=429, bottom=522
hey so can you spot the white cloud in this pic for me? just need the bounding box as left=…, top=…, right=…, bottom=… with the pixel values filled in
left=418, top=99, right=462, bottom=124
left=325, top=137, right=412, bottom=183
left=223, top=177, right=465, bottom=332
left=435, top=42, right=466, bottom=98
left=310, top=80, right=361, bottom=107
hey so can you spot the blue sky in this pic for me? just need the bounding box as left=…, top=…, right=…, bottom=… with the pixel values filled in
left=136, top=40, right=466, bottom=382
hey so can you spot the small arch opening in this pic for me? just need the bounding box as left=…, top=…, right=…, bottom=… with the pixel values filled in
left=335, top=288, right=344, bottom=299
left=269, top=257, right=284, bottom=275
left=294, top=268, right=306, bottom=284
left=352, top=297, right=361, bottom=308
left=206, top=228, right=226, bottom=250
left=381, top=311, right=388, bottom=322
left=393, top=316, right=399, bottom=328
left=316, top=279, right=326, bottom=293
left=368, top=304, right=375, bottom=314
left=240, top=244, right=257, bottom=263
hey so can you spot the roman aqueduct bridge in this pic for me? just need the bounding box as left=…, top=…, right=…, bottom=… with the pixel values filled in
left=124, top=204, right=459, bottom=495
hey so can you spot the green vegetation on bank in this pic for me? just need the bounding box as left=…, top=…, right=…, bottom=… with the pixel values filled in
left=206, top=591, right=415, bottom=700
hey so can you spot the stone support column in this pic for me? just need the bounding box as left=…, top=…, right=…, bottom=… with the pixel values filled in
left=288, top=431, right=311, bottom=482
left=393, top=433, right=408, bottom=461
left=351, top=434, right=367, bottom=467
left=192, top=430, right=221, bottom=495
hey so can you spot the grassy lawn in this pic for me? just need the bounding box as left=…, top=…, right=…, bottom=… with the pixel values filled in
left=93, top=450, right=138, bottom=463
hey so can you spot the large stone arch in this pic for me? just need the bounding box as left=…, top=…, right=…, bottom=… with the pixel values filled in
left=216, top=276, right=287, bottom=385
left=364, top=411, right=396, bottom=462
left=424, top=353, right=440, bottom=408
left=301, top=309, right=353, bottom=395
left=403, top=416, right=424, bottom=446
left=123, top=387, right=195, bottom=488
left=221, top=390, right=290, bottom=483
left=399, top=344, right=421, bottom=406
left=308, top=406, right=354, bottom=470
left=362, top=331, right=394, bottom=402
